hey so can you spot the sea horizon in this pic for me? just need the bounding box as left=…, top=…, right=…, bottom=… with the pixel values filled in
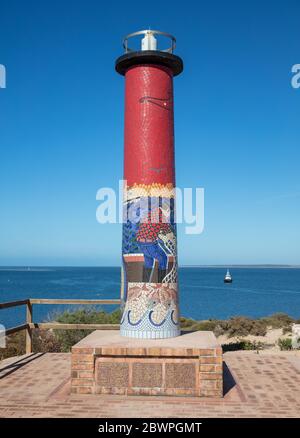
left=1, top=266, right=300, bottom=329
left=1, top=264, right=300, bottom=269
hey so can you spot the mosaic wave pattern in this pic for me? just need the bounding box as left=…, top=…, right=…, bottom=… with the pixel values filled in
left=120, top=282, right=180, bottom=338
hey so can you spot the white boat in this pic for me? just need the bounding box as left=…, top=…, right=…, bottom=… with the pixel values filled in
left=224, top=269, right=232, bottom=283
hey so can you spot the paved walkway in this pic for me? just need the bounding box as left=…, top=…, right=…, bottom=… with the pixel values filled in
left=0, top=351, right=300, bottom=417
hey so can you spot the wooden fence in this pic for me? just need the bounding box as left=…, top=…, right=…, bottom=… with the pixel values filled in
left=0, top=298, right=121, bottom=354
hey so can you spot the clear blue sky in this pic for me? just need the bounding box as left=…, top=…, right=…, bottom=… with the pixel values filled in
left=0, top=0, right=299, bottom=266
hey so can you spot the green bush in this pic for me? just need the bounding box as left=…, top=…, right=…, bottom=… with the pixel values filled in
left=0, top=331, right=26, bottom=361
left=33, top=329, right=62, bottom=353
left=278, top=338, right=293, bottom=351
left=180, top=316, right=199, bottom=329
left=261, top=313, right=294, bottom=329
left=54, top=307, right=121, bottom=325
left=282, top=325, right=292, bottom=335
left=220, top=316, right=267, bottom=337
left=180, top=317, right=225, bottom=336
left=2, top=310, right=299, bottom=360
left=223, top=340, right=265, bottom=352
left=181, top=314, right=299, bottom=338
left=0, top=329, right=62, bottom=360
left=53, top=308, right=121, bottom=352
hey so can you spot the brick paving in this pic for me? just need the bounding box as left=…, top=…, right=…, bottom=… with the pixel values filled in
left=0, top=351, right=300, bottom=417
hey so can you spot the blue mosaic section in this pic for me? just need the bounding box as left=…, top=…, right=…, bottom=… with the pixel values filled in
left=120, top=307, right=180, bottom=339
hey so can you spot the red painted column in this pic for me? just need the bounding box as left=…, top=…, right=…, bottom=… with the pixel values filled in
left=116, top=33, right=183, bottom=338
left=124, top=65, right=175, bottom=187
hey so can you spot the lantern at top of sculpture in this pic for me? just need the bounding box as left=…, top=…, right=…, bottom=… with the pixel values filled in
left=116, top=30, right=183, bottom=339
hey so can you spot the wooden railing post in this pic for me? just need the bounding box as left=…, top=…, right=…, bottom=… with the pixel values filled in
left=26, top=300, right=33, bottom=354
left=0, top=298, right=121, bottom=354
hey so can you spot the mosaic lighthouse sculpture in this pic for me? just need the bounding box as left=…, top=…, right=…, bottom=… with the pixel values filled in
left=116, top=30, right=183, bottom=339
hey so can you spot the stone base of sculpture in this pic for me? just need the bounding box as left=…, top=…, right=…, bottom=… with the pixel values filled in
left=71, top=330, right=223, bottom=397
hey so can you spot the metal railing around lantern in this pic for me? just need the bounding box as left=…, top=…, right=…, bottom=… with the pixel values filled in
left=123, top=29, right=176, bottom=54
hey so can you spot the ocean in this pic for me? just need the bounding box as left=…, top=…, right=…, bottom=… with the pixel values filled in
left=1, top=266, right=300, bottom=329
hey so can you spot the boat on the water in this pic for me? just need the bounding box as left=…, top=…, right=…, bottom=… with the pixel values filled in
left=224, top=269, right=232, bottom=283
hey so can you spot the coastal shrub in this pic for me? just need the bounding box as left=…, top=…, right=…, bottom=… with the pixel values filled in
left=54, top=328, right=93, bottom=352
left=211, top=324, right=226, bottom=337
left=55, top=307, right=121, bottom=325
left=180, top=316, right=269, bottom=337
left=195, top=320, right=220, bottom=332
left=260, top=313, right=294, bottom=329
left=2, top=311, right=298, bottom=360
left=53, top=308, right=121, bottom=352
left=282, top=325, right=292, bottom=335
left=249, top=320, right=268, bottom=336
left=221, top=316, right=267, bottom=337
left=0, top=331, right=26, bottom=360
left=278, top=338, right=293, bottom=351
left=180, top=317, right=198, bottom=329
left=180, top=317, right=224, bottom=335
left=0, top=329, right=63, bottom=360
left=33, top=329, right=62, bottom=353
left=222, top=340, right=265, bottom=352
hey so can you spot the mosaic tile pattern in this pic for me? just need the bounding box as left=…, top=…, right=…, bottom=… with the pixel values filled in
left=125, top=183, right=175, bottom=201
left=120, top=282, right=179, bottom=339
left=121, top=65, right=180, bottom=339
left=121, top=188, right=179, bottom=338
